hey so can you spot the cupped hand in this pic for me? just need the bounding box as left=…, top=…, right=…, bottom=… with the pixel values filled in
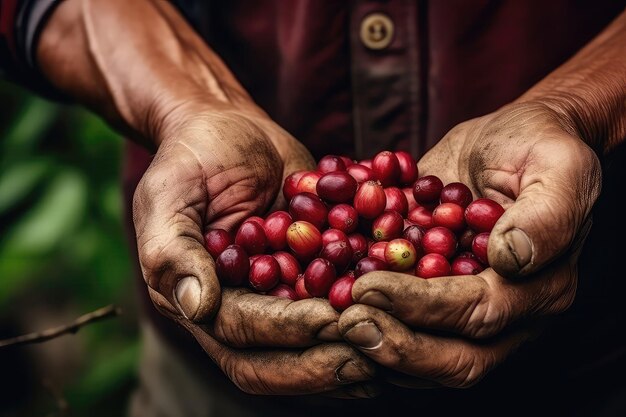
left=133, top=103, right=313, bottom=321
left=133, top=103, right=376, bottom=396
left=338, top=101, right=601, bottom=387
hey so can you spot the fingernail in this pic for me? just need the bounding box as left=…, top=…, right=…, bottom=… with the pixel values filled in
left=505, top=228, right=533, bottom=269
left=344, top=322, right=382, bottom=350
left=335, top=360, right=368, bottom=383
left=317, top=322, right=341, bottom=341
left=358, top=291, right=393, bottom=312
left=175, top=276, right=201, bottom=319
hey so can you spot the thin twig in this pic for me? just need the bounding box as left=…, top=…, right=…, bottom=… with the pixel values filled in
left=0, top=305, right=122, bottom=349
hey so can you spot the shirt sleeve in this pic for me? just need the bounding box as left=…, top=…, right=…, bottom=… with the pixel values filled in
left=0, top=0, right=63, bottom=97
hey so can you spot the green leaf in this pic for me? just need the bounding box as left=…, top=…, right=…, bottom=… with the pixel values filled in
left=0, top=170, right=87, bottom=304
left=68, top=340, right=139, bottom=409
left=1, top=169, right=87, bottom=252
left=0, top=159, right=51, bottom=214
left=2, top=97, right=58, bottom=153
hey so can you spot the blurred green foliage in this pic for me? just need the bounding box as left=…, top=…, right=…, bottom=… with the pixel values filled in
left=0, top=81, right=138, bottom=416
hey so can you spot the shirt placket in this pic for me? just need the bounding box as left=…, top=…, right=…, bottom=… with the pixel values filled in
left=349, top=0, right=425, bottom=159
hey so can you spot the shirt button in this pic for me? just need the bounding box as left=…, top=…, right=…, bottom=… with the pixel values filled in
left=360, top=13, right=394, bottom=50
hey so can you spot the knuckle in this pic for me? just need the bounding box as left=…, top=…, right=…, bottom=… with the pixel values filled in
left=138, top=239, right=171, bottom=277
left=213, top=300, right=255, bottom=347
left=451, top=279, right=507, bottom=339
left=464, top=296, right=510, bottom=339
left=338, top=304, right=373, bottom=331
left=287, top=298, right=337, bottom=325
left=221, top=355, right=267, bottom=395
left=445, top=350, right=490, bottom=388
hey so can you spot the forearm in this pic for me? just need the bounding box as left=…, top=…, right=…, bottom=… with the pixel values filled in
left=518, top=8, right=626, bottom=154
left=37, top=0, right=256, bottom=148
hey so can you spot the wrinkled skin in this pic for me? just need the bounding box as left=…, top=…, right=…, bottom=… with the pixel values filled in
left=339, top=101, right=602, bottom=388
left=133, top=104, right=376, bottom=396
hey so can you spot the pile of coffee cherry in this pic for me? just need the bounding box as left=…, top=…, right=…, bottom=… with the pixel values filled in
left=205, top=151, right=504, bottom=311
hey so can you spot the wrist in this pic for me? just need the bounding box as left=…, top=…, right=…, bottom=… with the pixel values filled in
left=145, top=92, right=270, bottom=150
left=36, top=0, right=257, bottom=150
left=516, top=10, right=626, bottom=155
left=519, top=88, right=626, bottom=156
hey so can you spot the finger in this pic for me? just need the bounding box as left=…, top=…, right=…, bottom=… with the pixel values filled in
left=182, top=321, right=377, bottom=396
left=353, top=262, right=577, bottom=339
left=268, top=133, right=316, bottom=212
left=209, top=287, right=342, bottom=347
left=338, top=305, right=532, bottom=388
left=483, top=135, right=601, bottom=278
left=134, top=152, right=220, bottom=322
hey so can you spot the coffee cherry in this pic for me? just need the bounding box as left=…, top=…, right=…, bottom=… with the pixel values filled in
left=472, top=232, right=490, bottom=264
left=440, top=182, right=473, bottom=208
left=458, top=228, right=477, bottom=250
left=354, top=256, right=389, bottom=278
left=403, top=225, right=425, bottom=253
left=318, top=155, right=346, bottom=173
left=304, top=258, right=337, bottom=297
left=407, top=206, right=434, bottom=229
left=267, top=284, right=298, bottom=301
left=346, top=164, right=377, bottom=183
left=413, top=175, right=443, bottom=204
left=384, top=187, right=409, bottom=217
left=368, top=241, right=388, bottom=261
left=235, top=221, right=267, bottom=255
left=353, top=180, right=387, bottom=219
left=273, top=251, right=301, bottom=286
left=328, top=274, right=356, bottom=311
left=322, top=228, right=349, bottom=246
left=372, top=210, right=404, bottom=241
left=451, top=257, right=484, bottom=276
left=264, top=210, right=292, bottom=251
left=320, top=240, right=353, bottom=273
left=316, top=171, right=358, bottom=203
left=295, top=274, right=312, bottom=299
left=416, top=253, right=451, bottom=278
left=402, top=187, right=418, bottom=211
left=339, top=156, right=355, bottom=168
left=289, top=192, right=328, bottom=230
left=394, top=151, right=419, bottom=185
left=465, top=198, right=505, bottom=232
left=384, top=238, right=417, bottom=271
left=347, top=233, right=368, bottom=263
left=286, top=221, right=323, bottom=262
left=249, top=255, right=281, bottom=291
left=422, top=226, right=457, bottom=259
left=216, top=244, right=250, bottom=286
left=283, top=170, right=306, bottom=202
left=372, top=151, right=401, bottom=187
left=432, top=202, right=466, bottom=232
left=204, top=228, right=232, bottom=259
left=296, top=171, right=322, bottom=195
left=328, top=204, right=359, bottom=234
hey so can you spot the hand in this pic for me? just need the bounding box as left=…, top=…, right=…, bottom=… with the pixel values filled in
left=133, top=102, right=313, bottom=320
left=133, top=103, right=376, bottom=396
left=338, top=101, right=601, bottom=387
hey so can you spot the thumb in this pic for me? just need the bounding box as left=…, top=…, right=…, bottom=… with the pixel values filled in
left=487, top=139, right=601, bottom=278
left=269, top=136, right=317, bottom=212
left=133, top=163, right=221, bottom=323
